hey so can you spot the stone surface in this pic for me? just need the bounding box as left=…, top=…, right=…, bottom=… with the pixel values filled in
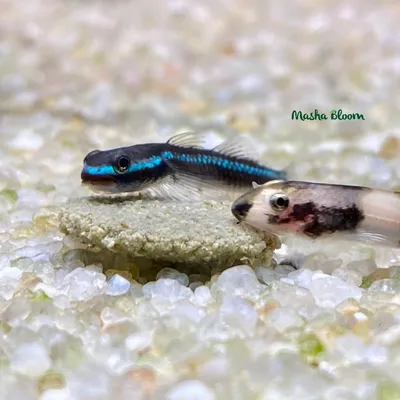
left=58, top=197, right=276, bottom=270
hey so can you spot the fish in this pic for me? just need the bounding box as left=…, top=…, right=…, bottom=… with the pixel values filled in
left=80, top=132, right=289, bottom=199
left=231, top=180, right=400, bottom=248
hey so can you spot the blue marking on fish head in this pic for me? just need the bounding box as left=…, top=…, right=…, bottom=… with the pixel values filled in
left=81, top=145, right=167, bottom=193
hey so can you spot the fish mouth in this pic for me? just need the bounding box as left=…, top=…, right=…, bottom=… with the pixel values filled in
left=80, top=169, right=118, bottom=193
left=231, top=200, right=253, bottom=221
left=81, top=180, right=116, bottom=194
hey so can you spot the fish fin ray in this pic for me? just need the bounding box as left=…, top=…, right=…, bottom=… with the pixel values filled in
left=166, top=131, right=208, bottom=149
left=138, top=176, right=203, bottom=201
left=138, top=174, right=236, bottom=201
left=350, top=229, right=399, bottom=248
left=284, top=161, right=295, bottom=180
left=165, top=157, right=246, bottom=195
left=212, top=134, right=260, bottom=161
left=171, top=170, right=233, bottom=199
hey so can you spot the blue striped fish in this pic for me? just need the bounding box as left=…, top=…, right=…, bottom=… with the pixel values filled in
left=81, top=132, right=289, bottom=199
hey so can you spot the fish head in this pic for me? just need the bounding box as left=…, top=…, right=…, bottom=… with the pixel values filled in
left=81, top=144, right=163, bottom=193
left=231, top=180, right=313, bottom=235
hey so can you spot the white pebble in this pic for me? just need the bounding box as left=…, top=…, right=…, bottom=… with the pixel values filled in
left=212, top=265, right=261, bottom=299
left=369, top=279, right=400, bottom=294
left=8, top=129, right=44, bottom=151
left=125, top=332, right=152, bottom=352
left=166, top=380, right=215, bottom=400
left=363, top=344, right=387, bottom=364
left=265, top=307, right=304, bottom=332
left=0, top=163, right=21, bottom=190
left=194, top=285, right=213, bottom=306
left=53, top=295, right=71, bottom=310
left=197, top=356, right=229, bottom=382
left=287, top=268, right=315, bottom=289
left=0, top=267, right=22, bottom=280
left=9, top=209, right=33, bottom=223
left=60, top=267, right=107, bottom=301
left=39, top=388, right=72, bottom=400
left=0, top=278, right=19, bottom=300
left=10, top=342, right=51, bottom=377
left=156, top=267, right=189, bottom=286
left=310, top=274, right=362, bottom=308
left=332, top=267, right=362, bottom=287
left=17, top=189, right=47, bottom=209
left=143, top=279, right=192, bottom=301
left=220, top=296, right=258, bottom=336
left=346, top=259, right=377, bottom=276
left=334, top=333, right=365, bottom=363
left=0, top=255, right=10, bottom=270
left=106, top=274, right=131, bottom=296
left=34, top=282, right=59, bottom=298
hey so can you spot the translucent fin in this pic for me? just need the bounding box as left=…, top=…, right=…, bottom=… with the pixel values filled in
left=166, top=131, right=208, bottom=149
left=284, top=161, right=296, bottom=180
left=137, top=174, right=238, bottom=201
left=255, top=179, right=286, bottom=189
left=341, top=230, right=400, bottom=248
left=212, top=134, right=260, bottom=161
left=252, top=181, right=259, bottom=189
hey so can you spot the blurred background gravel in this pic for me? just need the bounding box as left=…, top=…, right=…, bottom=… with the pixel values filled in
left=1, top=0, right=400, bottom=399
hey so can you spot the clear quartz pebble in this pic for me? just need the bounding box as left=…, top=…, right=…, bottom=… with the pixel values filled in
left=369, top=279, right=400, bottom=294
left=39, top=388, right=72, bottom=400
left=309, top=274, right=362, bottom=308
left=143, top=279, right=193, bottom=301
left=59, top=267, right=107, bottom=301
left=194, top=285, right=213, bottom=306
left=265, top=307, right=304, bottom=332
left=106, top=274, right=131, bottom=296
left=212, top=265, right=261, bottom=299
left=220, top=295, right=258, bottom=336
left=331, top=267, right=363, bottom=287
left=287, top=268, right=315, bottom=290
left=10, top=342, right=51, bottom=377
left=156, top=268, right=189, bottom=286
left=166, top=380, right=215, bottom=400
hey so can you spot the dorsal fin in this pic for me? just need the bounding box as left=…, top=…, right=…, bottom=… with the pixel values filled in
left=212, top=134, right=260, bottom=161
left=284, top=161, right=296, bottom=179
left=166, top=132, right=208, bottom=149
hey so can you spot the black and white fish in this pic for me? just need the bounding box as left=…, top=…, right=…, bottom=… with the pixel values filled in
left=231, top=180, right=400, bottom=248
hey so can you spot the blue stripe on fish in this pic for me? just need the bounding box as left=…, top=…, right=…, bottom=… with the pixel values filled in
left=161, top=151, right=283, bottom=178
left=84, top=156, right=164, bottom=175
left=83, top=150, right=284, bottom=179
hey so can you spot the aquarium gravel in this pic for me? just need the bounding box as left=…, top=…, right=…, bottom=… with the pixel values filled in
left=1, top=0, right=400, bottom=399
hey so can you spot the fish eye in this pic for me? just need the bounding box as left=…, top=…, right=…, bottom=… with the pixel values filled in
left=269, top=192, right=289, bottom=211
left=114, top=155, right=131, bottom=174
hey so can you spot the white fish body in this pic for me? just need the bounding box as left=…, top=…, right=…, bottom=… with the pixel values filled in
left=231, top=180, right=400, bottom=248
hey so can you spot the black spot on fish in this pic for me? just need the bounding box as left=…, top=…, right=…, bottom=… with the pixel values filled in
left=298, top=202, right=365, bottom=238
left=267, top=201, right=365, bottom=238
left=232, top=201, right=253, bottom=220
left=268, top=215, right=284, bottom=224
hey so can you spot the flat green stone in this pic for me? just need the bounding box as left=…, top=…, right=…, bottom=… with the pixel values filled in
left=57, top=197, right=278, bottom=271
